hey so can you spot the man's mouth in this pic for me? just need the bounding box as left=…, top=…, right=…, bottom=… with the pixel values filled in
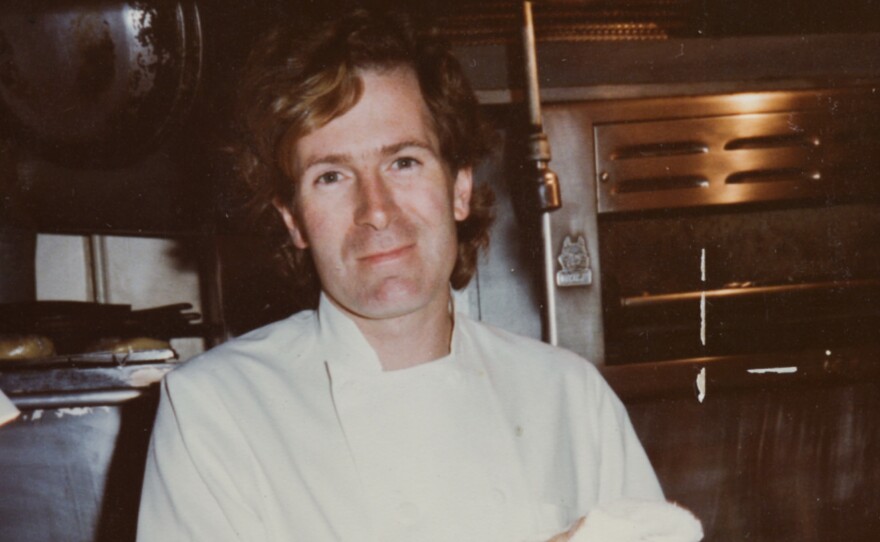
left=358, top=244, right=415, bottom=265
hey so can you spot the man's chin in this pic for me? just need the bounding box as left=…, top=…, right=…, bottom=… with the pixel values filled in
left=358, top=293, right=425, bottom=321
left=345, top=281, right=440, bottom=322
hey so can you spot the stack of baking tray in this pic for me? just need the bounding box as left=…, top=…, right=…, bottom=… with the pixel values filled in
left=0, top=301, right=204, bottom=356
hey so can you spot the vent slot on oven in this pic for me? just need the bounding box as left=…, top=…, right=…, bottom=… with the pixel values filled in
left=723, top=133, right=820, bottom=150
left=594, top=95, right=880, bottom=213
left=615, top=174, right=709, bottom=193
left=611, top=141, right=709, bottom=159
left=726, top=168, right=821, bottom=184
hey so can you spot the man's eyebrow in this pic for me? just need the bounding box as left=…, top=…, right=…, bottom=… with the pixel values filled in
left=380, top=140, right=436, bottom=156
left=301, top=152, right=352, bottom=172
left=301, top=140, right=437, bottom=172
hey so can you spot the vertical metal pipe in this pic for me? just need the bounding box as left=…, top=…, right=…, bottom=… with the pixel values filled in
left=86, top=234, right=109, bottom=304
left=522, top=1, right=562, bottom=345
left=522, top=1, right=542, bottom=128
left=541, top=213, right=558, bottom=345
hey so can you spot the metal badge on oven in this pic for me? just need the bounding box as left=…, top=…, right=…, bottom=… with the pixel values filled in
left=556, top=235, right=593, bottom=287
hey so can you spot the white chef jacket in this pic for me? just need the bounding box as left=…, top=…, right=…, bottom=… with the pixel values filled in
left=137, top=294, right=662, bottom=542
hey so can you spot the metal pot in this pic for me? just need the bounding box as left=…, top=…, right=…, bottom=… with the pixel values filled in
left=0, top=0, right=202, bottom=168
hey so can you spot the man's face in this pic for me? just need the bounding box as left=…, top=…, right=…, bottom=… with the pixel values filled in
left=276, top=68, right=472, bottom=322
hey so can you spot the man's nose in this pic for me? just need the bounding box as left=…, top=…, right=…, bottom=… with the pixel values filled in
left=354, top=171, right=398, bottom=230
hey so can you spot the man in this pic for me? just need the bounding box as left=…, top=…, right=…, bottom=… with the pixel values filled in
left=137, top=8, right=680, bottom=542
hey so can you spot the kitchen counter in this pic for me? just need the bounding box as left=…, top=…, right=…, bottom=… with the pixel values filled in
left=0, top=354, right=176, bottom=542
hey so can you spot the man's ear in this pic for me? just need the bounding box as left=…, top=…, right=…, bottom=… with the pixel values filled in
left=272, top=198, right=309, bottom=249
left=452, top=167, right=473, bottom=222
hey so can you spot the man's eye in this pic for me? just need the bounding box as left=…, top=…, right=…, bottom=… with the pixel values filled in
left=316, top=171, right=340, bottom=185
left=392, top=157, right=419, bottom=170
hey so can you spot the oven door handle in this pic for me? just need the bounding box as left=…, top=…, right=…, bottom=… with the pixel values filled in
left=620, top=278, right=880, bottom=308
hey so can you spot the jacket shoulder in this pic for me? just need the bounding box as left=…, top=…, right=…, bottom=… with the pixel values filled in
left=457, top=314, right=600, bottom=378
left=168, top=309, right=318, bottom=385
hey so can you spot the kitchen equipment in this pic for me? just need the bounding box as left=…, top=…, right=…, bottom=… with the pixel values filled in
left=0, top=0, right=202, bottom=167
left=543, top=84, right=880, bottom=363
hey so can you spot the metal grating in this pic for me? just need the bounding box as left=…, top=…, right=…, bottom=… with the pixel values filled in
left=594, top=95, right=880, bottom=213
left=434, top=0, right=700, bottom=45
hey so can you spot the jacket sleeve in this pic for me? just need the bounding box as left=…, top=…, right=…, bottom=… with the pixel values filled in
left=137, top=372, right=264, bottom=542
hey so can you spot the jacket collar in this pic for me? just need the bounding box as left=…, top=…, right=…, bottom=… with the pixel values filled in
left=316, top=291, right=462, bottom=375
left=317, top=293, right=385, bottom=375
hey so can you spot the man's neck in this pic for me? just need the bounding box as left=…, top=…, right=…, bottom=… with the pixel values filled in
left=334, top=293, right=454, bottom=371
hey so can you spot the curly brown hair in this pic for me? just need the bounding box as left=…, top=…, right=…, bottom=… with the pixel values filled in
left=234, top=8, right=494, bottom=303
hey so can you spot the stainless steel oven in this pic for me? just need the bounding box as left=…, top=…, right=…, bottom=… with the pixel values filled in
left=542, top=84, right=880, bottom=364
